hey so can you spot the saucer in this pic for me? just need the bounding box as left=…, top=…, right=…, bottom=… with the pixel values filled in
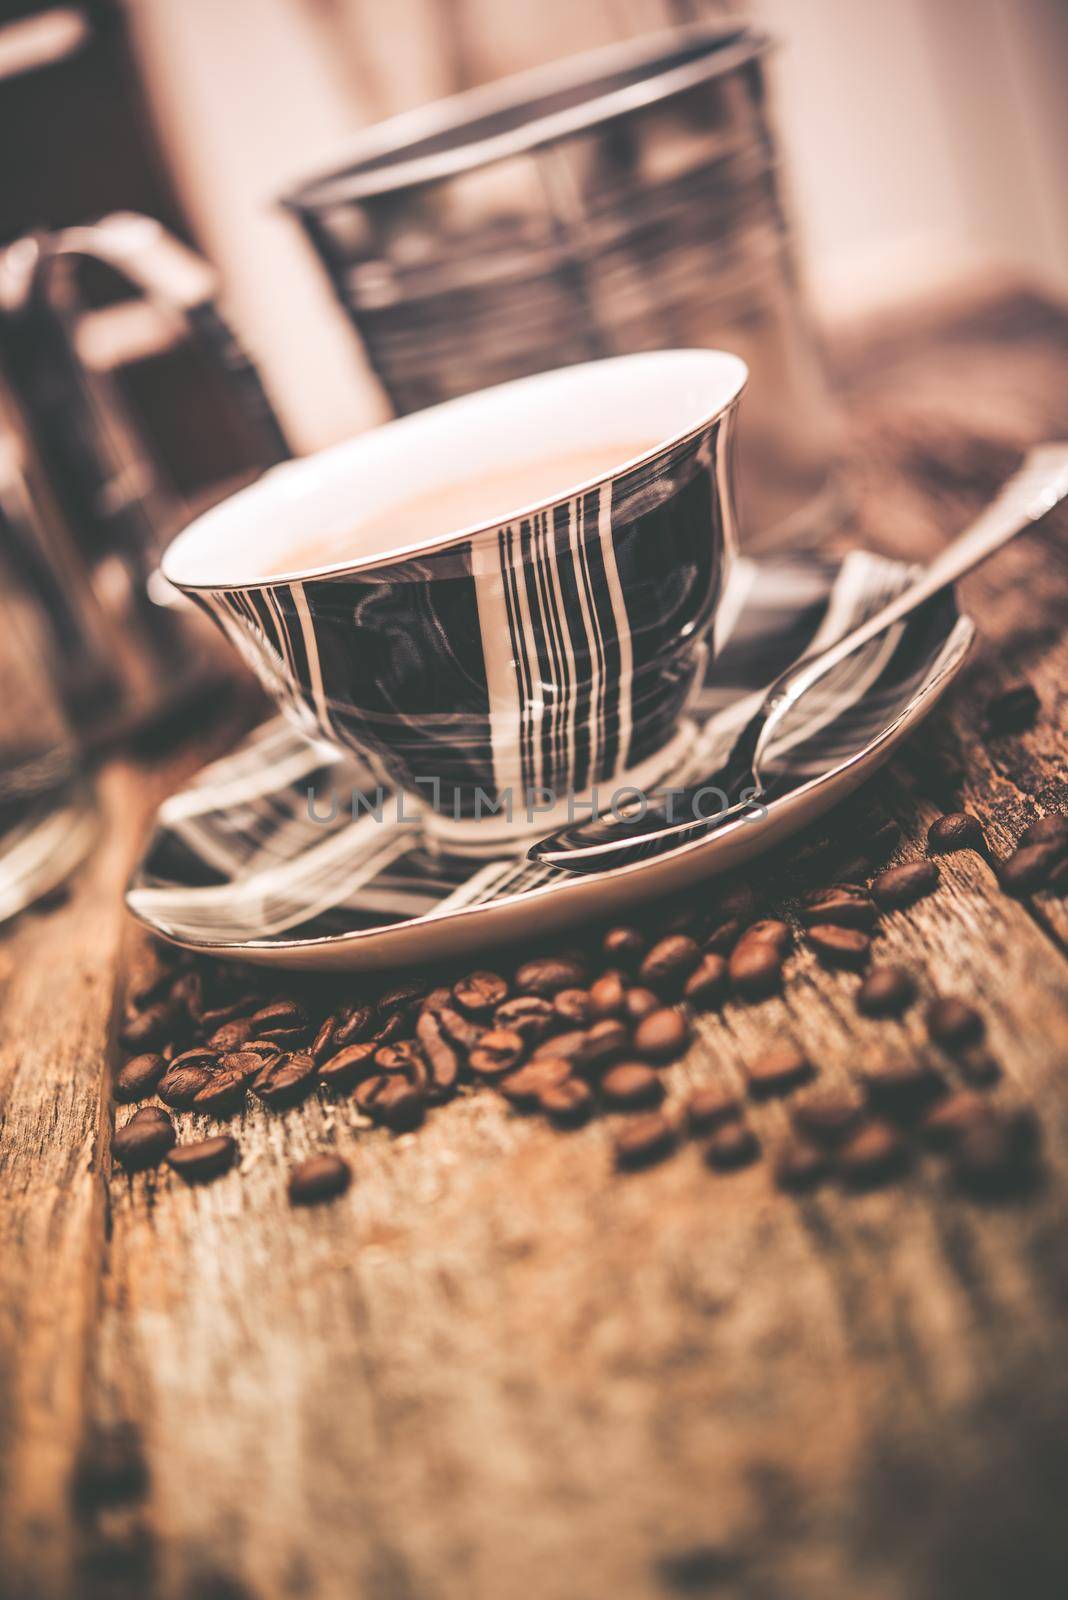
left=126, top=552, right=972, bottom=971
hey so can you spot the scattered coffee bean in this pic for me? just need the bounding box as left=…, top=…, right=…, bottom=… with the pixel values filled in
left=998, top=841, right=1064, bottom=896
left=167, top=1135, right=237, bottom=1184
left=191, top=1070, right=246, bottom=1117
left=468, top=1029, right=526, bottom=1079
left=729, top=933, right=784, bottom=1000
left=861, top=816, right=902, bottom=862
left=837, top=1120, right=907, bottom=1187
left=250, top=1051, right=317, bottom=1108
left=157, top=1063, right=213, bottom=1109
left=358, top=1074, right=424, bottom=1132
left=588, top=971, right=627, bottom=1020
left=452, top=970, right=509, bottom=1018
left=219, top=1047, right=277, bottom=1083
left=207, top=1017, right=255, bottom=1052
left=515, top=955, right=587, bottom=997
left=377, top=982, right=427, bottom=1016
left=926, top=996, right=984, bottom=1052
left=371, top=1010, right=408, bottom=1045
left=553, top=987, right=592, bottom=1028
left=773, top=1138, right=830, bottom=1192
left=614, top=1113, right=676, bottom=1170
left=870, top=859, right=940, bottom=911
left=790, top=1085, right=866, bottom=1145
left=113, top=1053, right=165, bottom=1103
left=250, top=998, right=308, bottom=1036
left=331, top=1004, right=376, bottom=1047
left=685, top=1083, right=742, bottom=1133
left=539, top=1078, right=594, bottom=1127
left=920, top=1090, right=994, bottom=1150
left=573, top=1019, right=631, bottom=1072
left=432, top=1004, right=483, bottom=1053
left=602, top=926, right=646, bottom=971
left=1019, top=813, right=1068, bottom=850
left=127, top=1104, right=171, bottom=1124
left=492, top=995, right=555, bottom=1045
left=169, top=1045, right=219, bottom=1070
left=743, top=1044, right=811, bottom=1096
left=985, top=681, right=1039, bottom=734
left=927, top=812, right=986, bottom=855
left=797, top=884, right=878, bottom=930
left=310, top=1014, right=341, bottom=1064
left=633, top=1007, right=690, bottom=1063
left=683, top=954, right=728, bottom=1008
left=639, top=935, right=702, bottom=994
left=113, top=1112, right=176, bottom=1172
left=957, top=1045, right=1001, bottom=1086
left=862, top=1058, right=944, bottom=1119
left=624, top=987, right=661, bottom=1023
left=498, top=1058, right=572, bottom=1110
left=704, top=1121, right=759, bottom=1171
left=316, top=1041, right=377, bottom=1090
left=288, top=1153, right=351, bottom=1206
left=414, top=1009, right=461, bottom=1097
left=601, top=1062, right=664, bottom=1110
left=856, top=965, right=916, bottom=1018
left=703, top=917, right=743, bottom=956
left=806, top=924, right=871, bottom=970
left=120, top=1001, right=179, bottom=1051
left=744, top=919, right=792, bottom=952
left=374, top=1040, right=427, bottom=1082
left=532, top=1029, right=588, bottom=1062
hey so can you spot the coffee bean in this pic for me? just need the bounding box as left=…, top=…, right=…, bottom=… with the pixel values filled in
left=856, top=965, right=916, bottom=1018
left=743, top=919, right=792, bottom=952
left=310, top=1014, right=341, bottom=1064
left=704, top=1121, right=759, bottom=1170
left=157, top=1063, right=213, bottom=1109
left=624, top=987, right=661, bottom=1023
left=113, top=1112, right=176, bottom=1172
left=870, top=859, right=940, bottom=911
left=712, top=880, right=759, bottom=923
left=836, top=1121, right=907, bottom=1187
left=539, top=1078, right=594, bottom=1127
left=169, top=1046, right=219, bottom=1070
left=614, top=1113, right=677, bottom=1170
left=573, top=1019, right=631, bottom=1073
left=1019, top=813, right=1068, bottom=850
left=703, top=917, right=743, bottom=956
left=533, top=1029, right=588, bottom=1062
left=197, top=995, right=256, bottom=1031
left=127, top=1104, right=171, bottom=1124
left=120, top=1001, right=179, bottom=1051
left=957, top=1045, right=1001, bottom=1086
left=452, top=970, right=509, bottom=1018
left=191, top=1070, right=246, bottom=1117
left=515, top=955, right=587, bottom=997
left=797, top=884, right=878, bottom=930
left=234, top=1039, right=285, bottom=1062
left=588, top=972, right=627, bottom=1020
left=773, top=1139, right=830, bottom=1192
left=250, top=998, right=308, bottom=1036
left=499, top=1058, right=572, bottom=1110
left=998, top=841, right=1064, bottom=896
left=250, top=1051, right=317, bottom=1107
left=219, top=1047, right=277, bottom=1083
left=926, top=996, right=984, bottom=1052
left=374, top=1039, right=426, bottom=1077
left=114, top=1053, right=166, bottom=1103
left=377, top=982, right=427, bottom=1016
left=318, top=1040, right=378, bottom=1090
left=358, top=1075, right=424, bottom=1132
left=639, top=935, right=702, bottom=994
left=920, top=1090, right=994, bottom=1150
left=492, top=995, right=554, bottom=1045
left=729, top=935, right=783, bottom=1000
left=601, top=1062, right=664, bottom=1110
left=331, top=1004, right=376, bottom=1048
left=633, top=1007, right=691, bottom=1063
left=433, top=1005, right=484, bottom=1053
left=553, top=987, right=592, bottom=1028
left=414, top=1009, right=461, bottom=1097
left=468, top=1029, right=526, bottom=1079
left=862, top=1058, right=944, bottom=1119
left=207, top=1017, right=254, bottom=1052
left=927, top=812, right=986, bottom=855
left=683, top=954, right=728, bottom=1008
left=288, top=1153, right=351, bottom=1206
left=861, top=816, right=902, bottom=862
left=167, top=1135, right=237, bottom=1183
left=744, top=1044, right=811, bottom=1096
left=806, top=924, right=871, bottom=970
left=684, top=1084, right=741, bottom=1133
left=602, top=926, right=647, bottom=971
left=790, top=1085, right=866, bottom=1145
left=986, top=681, right=1039, bottom=734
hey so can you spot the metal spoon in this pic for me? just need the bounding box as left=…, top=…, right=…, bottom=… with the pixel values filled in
left=530, top=443, right=1068, bottom=874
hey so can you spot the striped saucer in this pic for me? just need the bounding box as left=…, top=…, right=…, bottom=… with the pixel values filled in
left=126, top=551, right=972, bottom=972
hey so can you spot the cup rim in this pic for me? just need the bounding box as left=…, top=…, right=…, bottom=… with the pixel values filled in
left=280, top=23, right=769, bottom=209
left=163, top=349, right=748, bottom=593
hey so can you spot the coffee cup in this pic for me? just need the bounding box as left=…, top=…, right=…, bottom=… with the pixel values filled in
left=162, top=349, right=746, bottom=851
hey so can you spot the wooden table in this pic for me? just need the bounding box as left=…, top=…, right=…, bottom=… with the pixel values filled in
left=3, top=285, right=1068, bottom=1600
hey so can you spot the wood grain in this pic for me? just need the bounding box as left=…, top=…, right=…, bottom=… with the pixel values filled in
left=3, top=286, right=1068, bottom=1600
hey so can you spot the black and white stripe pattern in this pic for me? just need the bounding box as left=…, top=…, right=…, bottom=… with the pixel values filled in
left=128, top=552, right=971, bottom=949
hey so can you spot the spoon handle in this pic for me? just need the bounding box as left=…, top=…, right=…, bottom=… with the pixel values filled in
left=764, top=443, right=1068, bottom=720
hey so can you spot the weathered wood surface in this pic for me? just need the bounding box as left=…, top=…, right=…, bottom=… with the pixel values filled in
left=2, top=285, right=1068, bottom=1600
